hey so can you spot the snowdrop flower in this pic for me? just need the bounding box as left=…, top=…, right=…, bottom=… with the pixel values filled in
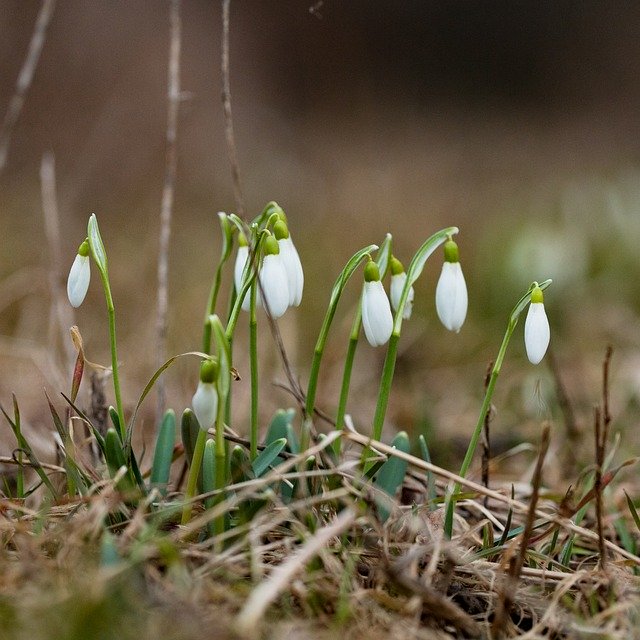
left=259, top=235, right=289, bottom=319
left=274, top=220, right=304, bottom=307
left=435, top=239, right=468, bottom=333
left=361, top=261, right=393, bottom=347
left=67, top=239, right=91, bottom=308
left=192, top=359, right=219, bottom=431
left=234, top=233, right=252, bottom=311
left=389, top=256, right=414, bottom=319
left=524, top=285, right=550, bottom=365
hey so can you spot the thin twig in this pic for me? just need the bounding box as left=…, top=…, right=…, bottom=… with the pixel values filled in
left=594, top=405, right=607, bottom=570
left=0, top=0, right=56, bottom=172
left=221, top=0, right=246, bottom=218
left=155, top=0, right=182, bottom=420
left=481, top=359, right=493, bottom=508
left=40, top=151, right=75, bottom=373
left=492, top=423, right=550, bottom=636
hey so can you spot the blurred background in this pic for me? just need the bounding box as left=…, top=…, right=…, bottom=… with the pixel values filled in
left=2, top=0, right=640, bottom=474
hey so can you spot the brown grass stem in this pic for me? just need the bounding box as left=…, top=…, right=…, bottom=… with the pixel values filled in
left=0, top=0, right=56, bottom=173
left=221, top=0, right=245, bottom=218
left=155, top=0, right=182, bottom=420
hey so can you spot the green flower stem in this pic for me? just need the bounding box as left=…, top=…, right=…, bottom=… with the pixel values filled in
left=443, top=279, right=552, bottom=538
left=202, top=255, right=227, bottom=354
left=249, top=280, right=258, bottom=460
left=104, top=281, right=126, bottom=441
left=181, top=428, right=207, bottom=525
left=214, top=390, right=226, bottom=536
left=336, top=309, right=362, bottom=430
left=371, top=333, right=400, bottom=442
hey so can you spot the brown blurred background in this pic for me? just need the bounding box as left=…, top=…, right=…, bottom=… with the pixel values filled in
left=2, top=1, right=640, bottom=470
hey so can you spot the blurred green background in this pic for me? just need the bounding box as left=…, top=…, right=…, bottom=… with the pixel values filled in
left=2, top=1, right=640, bottom=470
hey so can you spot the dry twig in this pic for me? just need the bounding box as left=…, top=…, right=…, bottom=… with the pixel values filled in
left=0, top=0, right=56, bottom=172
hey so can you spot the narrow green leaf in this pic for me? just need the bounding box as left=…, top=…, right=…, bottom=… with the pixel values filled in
left=180, top=408, right=199, bottom=465
left=418, top=434, right=436, bottom=507
left=264, top=409, right=295, bottom=445
left=376, top=233, right=393, bottom=278
left=252, top=438, right=286, bottom=477
left=625, top=491, right=640, bottom=532
left=202, top=439, right=216, bottom=515
left=104, top=428, right=127, bottom=476
left=150, top=410, right=176, bottom=496
left=374, top=431, right=410, bottom=521
left=230, top=445, right=253, bottom=484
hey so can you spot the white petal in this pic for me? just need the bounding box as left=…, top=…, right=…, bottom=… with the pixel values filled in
left=259, top=254, right=289, bottom=318
left=278, top=237, right=304, bottom=306
left=67, top=254, right=91, bottom=308
left=435, top=262, right=468, bottom=333
left=390, top=273, right=414, bottom=320
left=233, top=246, right=255, bottom=312
left=361, top=280, right=393, bottom=347
left=191, top=381, right=218, bottom=431
left=524, top=302, right=550, bottom=365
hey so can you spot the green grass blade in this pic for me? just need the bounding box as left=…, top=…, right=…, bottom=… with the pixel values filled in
left=252, top=438, right=286, bottom=477
left=150, top=410, right=176, bottom=496
left=374, top=431, right=410, bottom=522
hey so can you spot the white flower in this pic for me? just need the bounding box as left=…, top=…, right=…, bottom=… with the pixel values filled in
left=435, top=262, right=468, bottom=333
left=390, top=272, right=414, bottom=319
left=259, top=253, right=289, bottom=319
left=362, top=280, right=393, bottom=347
left=191, top=381, right=218, bottom=431
left=278, top=236, right=304, bottom=306
left=67, top=251, right=91, bottom=308
left=524, top=289, right=550, bottom=365
left=234, top=244, right=252, bottom=311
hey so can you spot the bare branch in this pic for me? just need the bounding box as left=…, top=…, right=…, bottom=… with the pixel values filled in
left=0, top=0, right=56, bottom=173
left=156, top=0, right=182, bottom=419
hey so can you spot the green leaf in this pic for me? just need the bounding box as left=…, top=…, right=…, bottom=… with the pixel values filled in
left=105, top=428, right=127, bottom=475
left=210, top=316, right=232, bottom=402
left=108, top=406, right=121, bottom=435
left=180, top=408, right=199, bottom=464
left=150, top=410, right=176, bottom=496
left=418, top=434, right=436, bottom=507
left=87, top=213, right=108, bottom=277
left=625, top=491, right=640, bottom=532
left=252, top=438, right=286, bottom=477
left=374, top=431, right=410, bottom=522
left=230, top=445, right=253, bottom=484
left=202, top=438, right=216, bottom=512
left=264, top=409, right=295, bottom=445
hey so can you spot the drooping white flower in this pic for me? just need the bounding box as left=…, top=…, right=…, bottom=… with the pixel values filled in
left=274, top=220, right=303, bottom=307
left=361, top=262, right=393, bottom=347
left=389, top=257, right=414, bottom=319
left=192, top=360, right=219, bottom=431
left=234, top=236, right=252, bottom=312
left=524, top=285, right=550, bottom=365
left=435, top=240, right=467, bottom=333
left=67, top=240, right=91, bottom=308
left=259, top=236, right=289, bottom=319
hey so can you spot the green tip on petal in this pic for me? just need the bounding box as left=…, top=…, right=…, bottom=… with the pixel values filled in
left=364, top=260, right=380, bottom=282
left=274, top=219, right=289, bottom=240
left=390, top=256, right=405, bottom=275
left=78, top=239, right=90, bottom=257
left=238, top=232, right=248, bottom=247
left=530, top=285, right=544, bottom=304
left=443, top=239, right=459, bottom=263
left=263, top=235, right=280, bottom=256
left=200, top=358, right=219, bottom=384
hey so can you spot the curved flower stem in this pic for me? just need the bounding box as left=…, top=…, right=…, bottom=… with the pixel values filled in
left=202, top=253, right=227, bottom=354
left=371, top=333, right=400, bottom=443
left=181, top=428, right=206, bottom=525
left=249, top=280, right=258, bottom=460
left=443, top=279, right=552, bottom=538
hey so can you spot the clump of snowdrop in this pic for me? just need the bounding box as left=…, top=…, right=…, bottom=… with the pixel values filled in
left=274, top=219, right=304, bottom=307
left=67, top=239, right=91, bottom=308
left=191, top=358, right=219, bottom=431
left=389, top=256, right=414, bottom=319
left=259, top=235, right=289, bottom=319
left=361, top=260, right=393, bottom=347
left=524, top=284, right=550, bottom=365
left=435, top=239, right=468, bottom=333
